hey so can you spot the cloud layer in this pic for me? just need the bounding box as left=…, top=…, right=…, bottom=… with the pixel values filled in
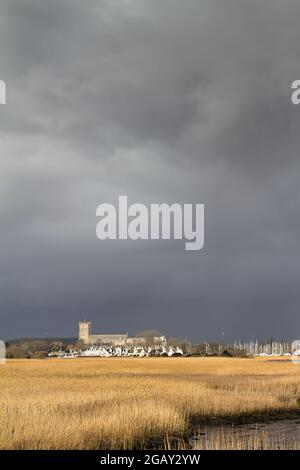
left=1, top=0, right=300, bottom=341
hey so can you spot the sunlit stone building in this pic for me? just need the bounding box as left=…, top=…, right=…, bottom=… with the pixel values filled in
left=79, top=321, right=166, bottom=346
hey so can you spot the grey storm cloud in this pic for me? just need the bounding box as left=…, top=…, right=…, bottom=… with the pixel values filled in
left=0, top=0, right=300, bottom=341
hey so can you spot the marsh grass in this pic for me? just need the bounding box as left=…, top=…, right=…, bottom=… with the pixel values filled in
left=1, top=357, right=300, bottom=449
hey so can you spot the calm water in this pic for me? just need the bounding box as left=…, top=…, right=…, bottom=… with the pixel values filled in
left=189, top=419, right=300, bottom=449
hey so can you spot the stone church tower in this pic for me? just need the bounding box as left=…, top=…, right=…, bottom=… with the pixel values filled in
left=79, top=321, right=91, bottom=344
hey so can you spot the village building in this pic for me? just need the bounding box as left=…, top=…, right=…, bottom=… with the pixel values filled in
left=79, top=321, right=166, bottom=346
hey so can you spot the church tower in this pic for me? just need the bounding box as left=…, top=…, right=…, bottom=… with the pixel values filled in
left=79, top=321, right=91, bottom=344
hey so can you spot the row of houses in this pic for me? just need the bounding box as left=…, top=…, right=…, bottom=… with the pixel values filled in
left=78, top=323, right=299, bottom=357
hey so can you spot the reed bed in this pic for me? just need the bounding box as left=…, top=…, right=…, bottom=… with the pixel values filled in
left=0, top=357, right=300, bottom=449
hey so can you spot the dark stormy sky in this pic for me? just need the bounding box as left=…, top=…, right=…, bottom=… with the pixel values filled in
left=1, top=0, right=300, bottom=342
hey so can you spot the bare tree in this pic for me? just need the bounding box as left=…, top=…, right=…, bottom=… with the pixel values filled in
left=136, top=330, right=161, bottom=346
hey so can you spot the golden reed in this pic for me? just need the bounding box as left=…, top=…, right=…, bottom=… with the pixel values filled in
left=0, top=357, right=300, bottom=449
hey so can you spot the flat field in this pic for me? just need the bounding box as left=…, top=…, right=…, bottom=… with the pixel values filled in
left=1, top=357, right=300, bottom=449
